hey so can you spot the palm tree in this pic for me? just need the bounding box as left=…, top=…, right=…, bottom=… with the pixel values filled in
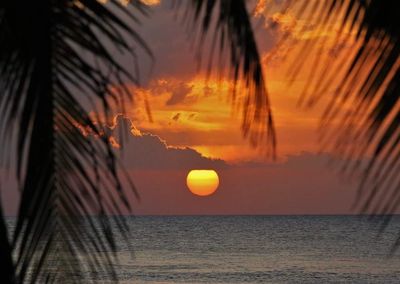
left=0, top=0, right=151, bottom=282
left=189, top=0, right=399, bottom=237
left=0, top=0, right=271, bottom=282
left=258, top=0, right=399, bottom=232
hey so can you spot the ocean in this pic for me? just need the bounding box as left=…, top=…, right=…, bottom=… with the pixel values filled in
left=117, top=216, right=400, bottom=283
left=7, top=215, right=400, bottom=283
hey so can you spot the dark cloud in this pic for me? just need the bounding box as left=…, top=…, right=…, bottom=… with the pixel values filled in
left=165, top=82, right=193, bottom=106
left=172, top=112, right=180, bottom=121
left=114, top=117, right=227, bottom=170
left=187, top=113, right=197, bottom=120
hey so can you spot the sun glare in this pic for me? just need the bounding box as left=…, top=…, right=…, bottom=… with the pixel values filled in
left=186, top=170, right=219, bottom=197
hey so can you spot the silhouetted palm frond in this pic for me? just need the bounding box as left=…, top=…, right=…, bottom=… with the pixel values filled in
left=256, top=0, right=399, bottom=246
left=184, top=0, right=276, bottom=154
left=187, top=0, right=399, bottom=228
left=289, top=2, right=398, bottom=211
left=0, top=0, right=149, bottom=282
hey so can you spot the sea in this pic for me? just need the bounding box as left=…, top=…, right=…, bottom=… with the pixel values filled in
left=7, top=215, right=400, bottom=283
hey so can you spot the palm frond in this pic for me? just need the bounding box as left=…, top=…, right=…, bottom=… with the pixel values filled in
left=184, top=0, right=276, bottom=155
left=0, top=0, right=149, bottom=282
left=270, top=0, right=399, bottom=241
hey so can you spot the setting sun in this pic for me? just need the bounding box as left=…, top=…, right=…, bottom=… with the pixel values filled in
left=186, top=170, right=219, bottom=196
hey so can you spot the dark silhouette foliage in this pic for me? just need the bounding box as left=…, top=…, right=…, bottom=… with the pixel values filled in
left=268, top=0, right=400, bottom=245
left=184, top=0, right=276, bottom=152
left=0, top=0, right=272, bottom=282
left=0, top=0, right=149, bottom=282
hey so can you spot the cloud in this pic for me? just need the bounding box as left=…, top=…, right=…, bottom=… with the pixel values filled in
left=165, top=82, right=193, bottom=106
left=187, top=113, right=196, bottom=120
left=0, top=116, right=377, bottom=216
left=113, top=117, right=227, bottom=170
left=105, top=120, right=364, bottom=215
left=172, top=112, right=180, bottom=121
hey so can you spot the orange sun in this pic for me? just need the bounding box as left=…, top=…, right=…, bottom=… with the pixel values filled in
left=186, top=170, right=219, bottom=196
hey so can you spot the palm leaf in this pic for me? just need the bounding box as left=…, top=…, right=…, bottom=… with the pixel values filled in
left=187, top=0, right=400, bottom=247
left=0, top=0, right=149, bottom=282
left=264, top=0, right=399, bottom=246
left=184, top=0, right=276, bottom=154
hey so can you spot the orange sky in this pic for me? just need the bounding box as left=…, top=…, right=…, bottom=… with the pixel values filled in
left=103, top=0, right=366, bottom=163
left=84, top=0, right=396, bottom=216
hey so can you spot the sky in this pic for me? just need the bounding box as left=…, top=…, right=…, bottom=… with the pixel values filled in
left=0, top=0, right=377, bottom=215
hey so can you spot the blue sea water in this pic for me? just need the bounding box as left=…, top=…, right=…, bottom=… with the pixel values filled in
left=7, top=216, right=400, bottom=283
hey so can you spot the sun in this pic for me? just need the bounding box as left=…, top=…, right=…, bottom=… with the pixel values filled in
left=186, top=170, right=219, bottom=196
